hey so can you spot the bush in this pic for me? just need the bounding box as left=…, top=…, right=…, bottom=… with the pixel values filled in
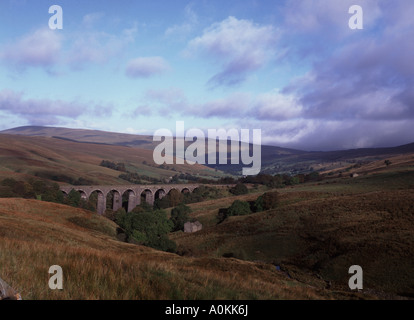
left=252, top=191, right=280, bottom=213
left=252, top=195, right=264, bottom=212
left=227, top=200, right=251, bottom=217
left=170, top=204, right=192, bottom=231
left=261, top=191, right=279, bottom=210
left=229, top=183, right=248, bottom=195
left=100, top=160, right=126, bottom=172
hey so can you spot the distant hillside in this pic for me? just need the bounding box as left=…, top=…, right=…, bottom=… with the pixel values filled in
left=258, top=142, right=414, bottom=176
left=1, top=126, right=156, bottom=149
left=0, top=133, right=225, bottom=185
left=3, top=126, right=414, bottom=176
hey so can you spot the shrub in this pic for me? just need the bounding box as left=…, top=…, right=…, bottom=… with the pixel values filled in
left=252, top=195, right=264, bottom=212
left=261, top=191, right=279, bottom=210
left=229, top=183, right=248, bottom=195
left=227, top=200, right=251, bottom=217
left=252, top=191, right=280, bottom=212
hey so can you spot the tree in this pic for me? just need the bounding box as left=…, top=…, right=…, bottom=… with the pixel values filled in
left=66, top=189, right=81, bottom=207
left=384, top=160, right=392, bottom=167
left=170, top=204, right=192, bottom=231
left=227, top=200, right=251, bottom=217
left=288, top=176, right=300, bottom=185
left=168, top=189, right=184, bottom=207
left=229, top=183, right=248, bottom=195
left=41, top=183, right=64, bottom=203
left=153, top=196, right=171, bottom=210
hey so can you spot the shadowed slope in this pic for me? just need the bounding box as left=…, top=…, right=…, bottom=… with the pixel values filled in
left=0, top=198, right=366, bottom=300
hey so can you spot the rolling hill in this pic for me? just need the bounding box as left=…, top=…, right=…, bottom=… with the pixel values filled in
left=2, top=126, right=414, bottom=176
left=0, top=133, right=225, bottom=185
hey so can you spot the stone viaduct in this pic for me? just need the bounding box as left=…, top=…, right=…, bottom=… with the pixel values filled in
left=60, top=184, right=200, bottom=215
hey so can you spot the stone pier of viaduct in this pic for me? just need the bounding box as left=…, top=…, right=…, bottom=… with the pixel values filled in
left=60, top=184, right=200, bottom=215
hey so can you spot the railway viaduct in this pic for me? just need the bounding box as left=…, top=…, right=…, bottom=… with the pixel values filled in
left=60, top=184, right=200, bottom=215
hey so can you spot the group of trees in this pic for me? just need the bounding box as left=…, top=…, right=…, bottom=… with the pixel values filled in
left=100, top=160, right=126, bottom=172
left=0, top=178, right=98, bottom=211
left=153, top=186, right=226, bottom=210
left=219, top=191, right=280, bottom=222
left=114, top=203, right=192, bottom=252
left=239, top=172, right=321, bottom=188
left=168, top=172, right=322, bottom=188
left=33, top=172, right=94, bottom=186
left=0, top=178, right=64, bottom=202
left=64, top=189, right=97, bottom=211
left=118, top=172, right=163, bottom=185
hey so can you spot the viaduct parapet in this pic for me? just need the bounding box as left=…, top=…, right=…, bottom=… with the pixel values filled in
left=60, top=184, right=200, bottom=215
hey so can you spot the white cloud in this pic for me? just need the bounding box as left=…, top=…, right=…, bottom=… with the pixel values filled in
left=0, top=28, right=62, bottom=70
left=254, top=91, right=303, bottom=120
left=0, top=89, right=113, bottom=126
left=187, top=16, right=280, bottom=86
left=125, top=56, right=171, bottom=78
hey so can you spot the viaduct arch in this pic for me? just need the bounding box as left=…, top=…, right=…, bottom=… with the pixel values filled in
left=60, top=184, right=200, bottom=215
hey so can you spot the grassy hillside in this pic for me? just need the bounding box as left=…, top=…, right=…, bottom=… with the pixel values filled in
left=172, top=165, right=414, bottom=299
left=3, top=126, right=414, bottom=176
left=0, top=126, right=156, bottom=148
left=0, top=134, right=225, bottom=185
left=0, top=198, right=366, bottom=300
left=1, top=127, right=413, bottom=300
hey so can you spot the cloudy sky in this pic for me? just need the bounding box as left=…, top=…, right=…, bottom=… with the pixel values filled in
left=0, top=0, right=413, bottom=151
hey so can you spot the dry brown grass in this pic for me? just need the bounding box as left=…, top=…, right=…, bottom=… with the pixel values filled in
left=321, top=153, right=414, bottom=177
left=0, top=198, right=359, bottom=300
left=0, top=134, right=219, bottom=184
